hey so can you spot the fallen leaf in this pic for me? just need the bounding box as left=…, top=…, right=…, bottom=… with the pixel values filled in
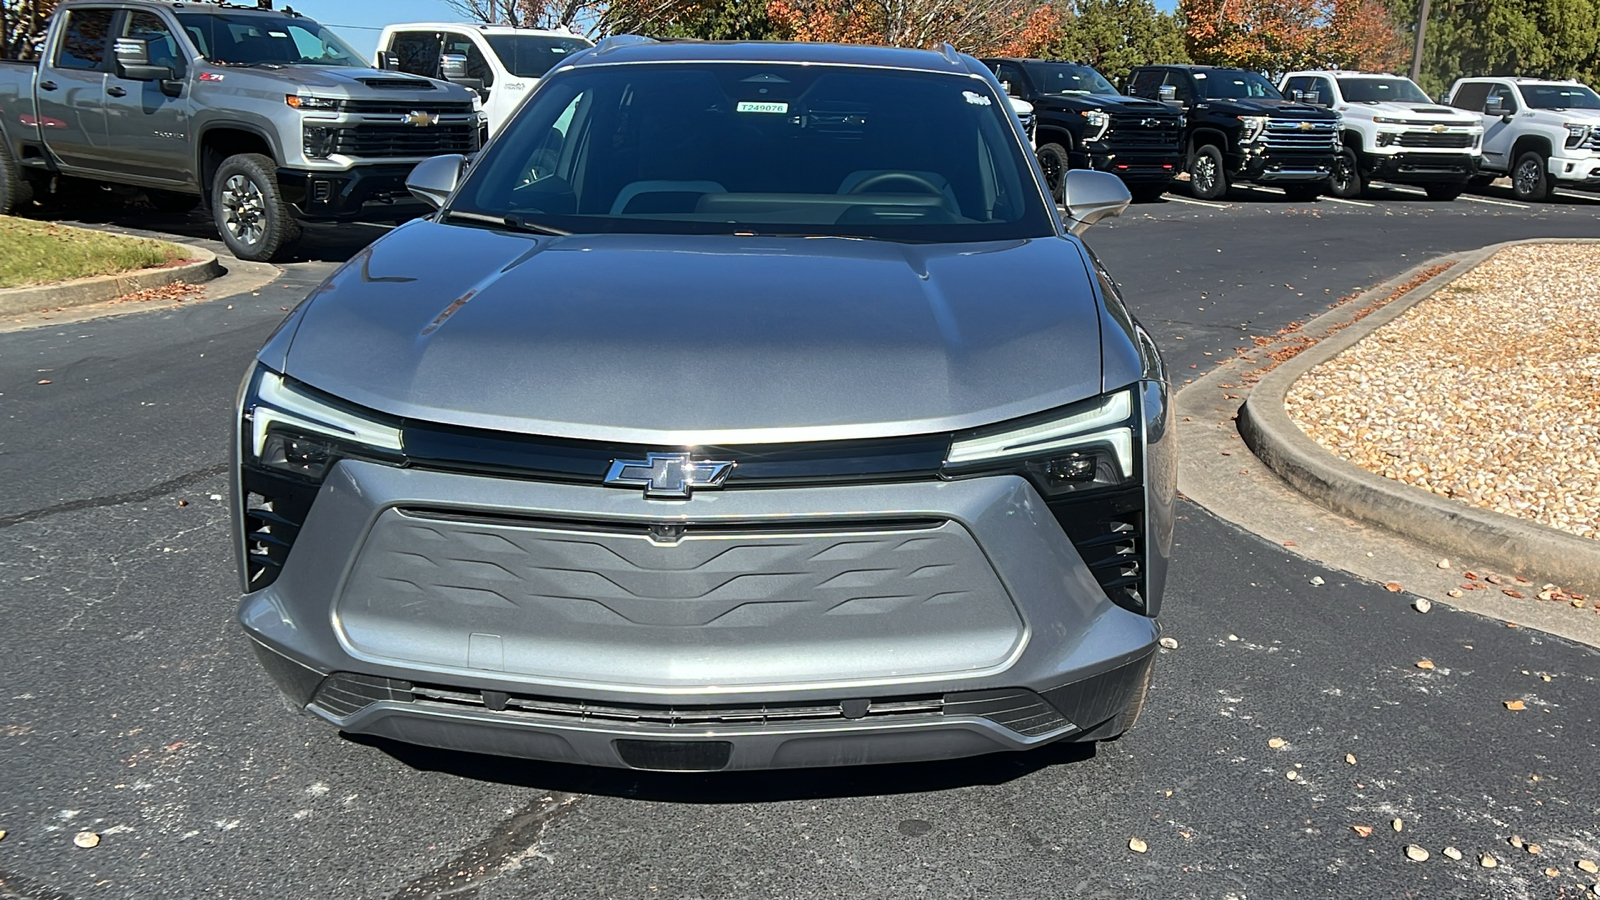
left=1286, top=770, right=1298, bottom=781
left=1529, top=844, right=1542, bottom=854
left=1352, top=825, right=1373, bottom=837
left=37, top=379, right=51, bottom=385
left=1406, top=845, right=1430, bottom=862
left=1345, top=753, right=1357, bottom=765
left=1283, top=541, right=1298, bottom=547
left=1392, top=818, right=1404, bottom=832
left=1486, top=574, right=1505, bottom=585
left=1443, top=846, right=1463, bottom=861
left=1128, top=837, right=1148, bottom=853
left=73, top=831, right=99, bottom=849
left=1504, top=700, right=1526, bottom=711
left=1310, top=576, right=1325, bottom=586
left=1413, top=598, right=1432, bottom=613
left=1465, top=571, right=1479, bottom=580
left=1579, top=860, right=1599, bottom=874
left=1437, top=559, right=1451, bottom=569
left=1416, top=659, right=1435, bottom=670
left=1269, top=737, right=1286, bottom=749
left=1503, top=590, right=1525, bottom=599
left=1480, top=853, right=1498, bottom=868
left=1448, top=589, right=1464, bottom=598
left=1510, top=836, right=1525, bottom=849
left=1159, top=637, right=1179, bottom=650
left=176, top=499, right=189, bottom=508
left=1385, top=582, right=1404, bottom=592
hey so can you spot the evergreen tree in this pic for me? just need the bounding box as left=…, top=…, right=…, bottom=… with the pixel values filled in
left=1046, top=0, right=1188, bottom=84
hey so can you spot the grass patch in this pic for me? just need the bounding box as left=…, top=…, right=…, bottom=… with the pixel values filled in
left=0, top=217, right=187, bottom=289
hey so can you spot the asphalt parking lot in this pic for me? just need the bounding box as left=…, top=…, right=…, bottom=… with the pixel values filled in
left=2, top=185, right=1599, bottom=899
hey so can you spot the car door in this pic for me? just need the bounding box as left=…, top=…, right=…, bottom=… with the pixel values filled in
left=103, top=9, right=192, bottom=185
left=34, top=6, right=117, bottom=172
left=1480, top=83, right=1519, bottom=167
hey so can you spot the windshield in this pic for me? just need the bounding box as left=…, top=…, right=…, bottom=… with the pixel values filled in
left=175, top=13, right=366, bottom=67
left=1199, top=71, right=1282, bottom=100
left=1337, top=77, right=1431, bottom=104
left=1022, top=62, right=1118, bottom=96
left=1520, top=83, right=1600, bottom=109
left=449, top=63, right=1054, bottom=242
left=485, top=34, right=592, bottom=79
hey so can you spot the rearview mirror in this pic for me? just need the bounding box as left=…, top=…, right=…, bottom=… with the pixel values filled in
left=113, top=38, right=173, bottom=83
left=406, top=154, right=466, bottom=209
left=1060, top=170, right=1131, bottom=236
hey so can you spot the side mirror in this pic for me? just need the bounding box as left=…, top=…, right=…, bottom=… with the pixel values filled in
left=1060, top=169, right=1131, bottom=236
left=1484, top=95, right=1505, bottom=116
left=439, top=53, right=469, bottom=80
left=1158, top=84, right=1181, bottom=107
left=375, top=50, right=399, bottom=71
left=406, top=154, right=466, bottom=209
left=114, top=37, right=173, bottom=83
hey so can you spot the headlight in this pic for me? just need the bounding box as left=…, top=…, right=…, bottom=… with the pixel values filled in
left=944, top=388, right=1136, bottom=497
left=1566, top=123, right=1592, bottom=148
left=1082, top=109, right=1111, bottom=142
left=1372, top=116, right=1411, bottom=125
left=243, top=367, right=403, bottom=481
left=285, top=94, right=342, bottom=111
left=1238, top=115, right=1268, bottom=143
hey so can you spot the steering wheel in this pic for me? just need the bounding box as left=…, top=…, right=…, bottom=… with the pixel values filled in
left=847, top=172, right=944, bottom=195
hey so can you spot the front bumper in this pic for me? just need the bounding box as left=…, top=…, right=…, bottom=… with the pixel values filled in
left=277, top=164, right=430, bottom=221
left=1549, top=154, right=1600, bottom=184
left=1235, top=149, right=1334, bottom=184
left=240, top=462, right=1160, bottom=770
left=1086, top=149, right=1182, bottom=185
left=1368, top=151, right=1480, bottom=183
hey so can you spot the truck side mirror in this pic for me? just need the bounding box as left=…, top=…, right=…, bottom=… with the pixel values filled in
left=1158, top=84, right=1179, bottom=106
left=1484, top=95, right=1505, bottom=116
left=439, top=53, right=469, bottom=80
left=376, top=50, right=399, bottom=71
left=406, top=154, right=466, bottom=209
left=1060, top=169, right=1131, bottom=236
left=113, top=37, right=172, bottom=83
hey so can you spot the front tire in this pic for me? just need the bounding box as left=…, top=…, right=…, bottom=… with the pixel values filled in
left=0, top=139, right=34, bottom=215
left=212, top=153, right=300, bottom=262
left=1329, top=147, right=1366, bottom=198
left=1511, top=151, right=1554, bottom=202
left=1424, top=183, right=1465, bottom=201
left=1188, top=144, right=1227, bottom=201
left=1036, top=142, right=1071, bottom=203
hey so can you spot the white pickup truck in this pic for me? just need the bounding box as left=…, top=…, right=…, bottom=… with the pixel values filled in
left=376, top=23, right=592, bottom=138
left=1279, top=70, right=1482, bottom=200
left=1444, top=77, right=1600, bottom=201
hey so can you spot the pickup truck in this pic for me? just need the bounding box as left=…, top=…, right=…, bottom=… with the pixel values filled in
left=1445, top=77, right=1600, bottom=201
left=0, top=0, right=482, bottom=261
left=1280, top=70, right=1481, bottom=200
left=1126, top=64, right=1341, bottom=201
left=981, top=58, right=1183, bottom=202
left=375, top=23, right=591, bottom=140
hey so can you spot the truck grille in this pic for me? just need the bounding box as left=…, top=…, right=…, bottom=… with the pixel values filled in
left=1396, top=131, right=1475, bottom=149
left=344, top=100, right=476, bottom=116
left=1107, top=113, right=1182, bottom=147
left=1262, top=118, right=1339, bottom=151
left=1580, top=129, right=1600, bottom=151
left=331, top=123, right=478, bottom=158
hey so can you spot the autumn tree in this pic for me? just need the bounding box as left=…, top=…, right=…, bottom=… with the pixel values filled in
left=447, top=0, right=602, bottom=33
left=1, top=0, right=55, bottom=59
left=759, top=0, right=1067, bottom=53
left=1045, top=0, right=1188, bottom=84
left=1180, top=0, right=1406, bottom=76
left=604, top=0, right=788, bottom=40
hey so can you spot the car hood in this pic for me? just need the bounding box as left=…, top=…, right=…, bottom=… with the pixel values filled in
left=1203, top=98, right=1339, bottom=118
left=280, top=222, right=1107, bottom=446
left=1351, top=101, right=1478, bottom=123
left=1530, top=107, right=1600, bottom=125
left=1037, top=93, right=1177, bottom=116
left=230, top=66, right=470, bottom=100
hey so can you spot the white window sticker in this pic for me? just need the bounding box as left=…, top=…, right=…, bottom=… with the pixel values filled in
left=1193, top=72, right=1207, bottom=79
left=737, top=101, right=789, bottom=114
left=962, top=90, right=992, bottom=106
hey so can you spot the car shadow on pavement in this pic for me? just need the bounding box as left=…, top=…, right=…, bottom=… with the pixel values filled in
left=347, top=734, right=1097, bottom=803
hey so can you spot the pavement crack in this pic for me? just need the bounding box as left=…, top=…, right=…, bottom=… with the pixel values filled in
left=0, top=463, right=228, bottom=530
left=390, top=794, right=584, bottom=900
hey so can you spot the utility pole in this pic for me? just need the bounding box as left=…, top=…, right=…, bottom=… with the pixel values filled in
left=1409, top=0, right=1430, bottom=83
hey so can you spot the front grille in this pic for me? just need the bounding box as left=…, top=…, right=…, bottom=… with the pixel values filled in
left=1396, top=131, right=1475, bottom=149
left=1261, top=118, right=1339, bottom=151
left=310, top=673, right=1072, bottom=737
left=343, top=100, right=476, bottom=116
left=1106, top=114, right=1182, bottom=147
left=330, top=123, right=477, bottom=158
left=240, top=467, right=318, bottom=591
left=1049, top=486, right=1147, bottom=615
left=1581, top=130, right=1600, bottom=151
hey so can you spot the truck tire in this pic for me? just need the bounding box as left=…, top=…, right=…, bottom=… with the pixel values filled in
left=0, top=140, right=34, bottom=215
left=1424, top=183, right=1465, bottom=201
left=1188, top=144, right=1227, bottom=201
left=1036, top=143, right=1071, bottom=203
left=1510, top=151, right=1554, bottom=202
left=1329, top=147, right=1366, bottom=198
left=212, top=153, right=300, bottom=262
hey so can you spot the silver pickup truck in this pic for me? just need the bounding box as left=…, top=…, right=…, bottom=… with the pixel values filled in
left=0, top=0, right=481, bottom=261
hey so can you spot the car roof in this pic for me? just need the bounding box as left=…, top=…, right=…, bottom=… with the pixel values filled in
left=380, top=22, right=588, bottom=38
left=561, top=37, right=984, bottom=78
left=1455, top=76, right=1581, bottom=84
left=1140, top=64, right=1254, bottom=73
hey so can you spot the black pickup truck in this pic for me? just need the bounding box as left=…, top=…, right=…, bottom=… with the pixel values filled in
left=981, top=58, right=1183, bottom=202
left=1126, top=65, right=1341, bottom=201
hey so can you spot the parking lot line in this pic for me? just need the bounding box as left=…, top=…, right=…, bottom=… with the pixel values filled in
left=1165, top=195, right=1231, bottom=209
left=1376, top=183, right=1427, bottom=195
left=1460, top=195, right=1529, bottom=209
left=1322, top=196, right=1376, bottom=207
left=1554, top=189, right=1598, bottom=202
left=1245, top=185, right=1286, bottom=195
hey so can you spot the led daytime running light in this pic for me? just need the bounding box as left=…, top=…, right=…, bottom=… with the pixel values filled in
left=947, top=390, right=1133, bottom=472
left=250, top=371, right=402, bottom=460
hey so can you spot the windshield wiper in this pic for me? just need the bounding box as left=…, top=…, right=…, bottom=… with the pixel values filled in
left=503, top=213, right=571, bottom=236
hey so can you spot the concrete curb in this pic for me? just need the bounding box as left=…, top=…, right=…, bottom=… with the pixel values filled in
left=1237, top=237, right=1600, bottom=599
left=0, top=241, right=224, bottom=317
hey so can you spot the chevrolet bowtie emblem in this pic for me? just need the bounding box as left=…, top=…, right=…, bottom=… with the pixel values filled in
left=1297, top=121, right=1313, bottom=131
left=402, top=110, right=439, bottom=127
left=1431, top=124, right=1448, bottom=132
left=605, top=453, right=735, bottom=499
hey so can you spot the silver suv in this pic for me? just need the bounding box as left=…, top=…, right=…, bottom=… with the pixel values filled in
left=234, top=38, right=1173, bottom=772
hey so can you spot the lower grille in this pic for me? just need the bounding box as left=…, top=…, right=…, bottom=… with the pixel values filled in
left=1049, top=487, right=1147, bottom=615
left=310, top=674, right=1072, bottom=736
left=1396, top=131, right=1474, bottom=149
left=240, top=467, right=318, bottom=591
left=331, top=123, right=477, bottom=158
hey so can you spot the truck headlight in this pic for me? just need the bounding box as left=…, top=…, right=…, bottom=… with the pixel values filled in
left=286, top=94, right=342, bottom=111
left=1081, top=109, right=1111, bottom=142
left=944, top=388, right=1136, bottom=497
left=1566, top=123, right=1592, bottom=148
left=242, top=367, right=403, bottom=481
left=1372, top=116, right=1410, bottom=125
left=1238, top=115, right=1268, bottom=143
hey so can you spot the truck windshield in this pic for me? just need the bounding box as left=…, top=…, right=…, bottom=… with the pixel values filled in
left=1022, top=62, right=1117, bottom=96
left=1520, top=84, right=1600, bottom=109
left=175, top=13, right=367, bottom=67
left=485, top=35, right=592, bottom=78
left=1199, top=71, right=1282, bottom=100
left=1337, top=77, right=1431, bottom=104
left=449, top=63, right=1054, bottom=243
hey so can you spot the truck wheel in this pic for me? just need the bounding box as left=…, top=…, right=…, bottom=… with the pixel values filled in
left=1036, top=143, right=1071, bottom=203
left=212, top=153, right=300, bottom=262
left=0, top=140, right=34, bottom=215
left=1329, top=147, right=1366, bottom=198
left=1188, top=145, right=1227, bottom=201
left=1511, top=151, right=1554, bottom=202
left=146, top=189, right=198, bottom=214
left=1424, top=184, right=1465, bottom=201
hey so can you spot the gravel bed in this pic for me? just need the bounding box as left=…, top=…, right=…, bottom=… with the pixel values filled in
left=1286, top=242, right=1600, bottom=541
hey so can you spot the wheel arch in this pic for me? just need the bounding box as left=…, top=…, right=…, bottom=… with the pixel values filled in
left=197, top=124, right=281, bottom=201
left=1510, top=133, right=1553, bottom=162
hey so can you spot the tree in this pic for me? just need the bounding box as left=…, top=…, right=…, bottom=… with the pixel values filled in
left=1045, top=0, right=1188, bottom=85
left=1179, top=0, right=1407, bottom=76
left=446, top=0, right=601, bottom=33
left=1388, top=0, right=1600, bottom=98
left=759, top=0, right=1068, bottom=53
left=1, top=0, right=55, bottom=60
left=603, top=0, right=787, bottom=40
